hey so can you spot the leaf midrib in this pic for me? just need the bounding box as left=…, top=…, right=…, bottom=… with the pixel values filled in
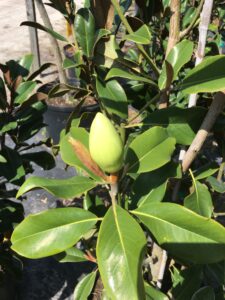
left=133, top=210, right=223, bottom=244
left=12, top=217, right=98, bottom=243
left=113, top=206, right=137, bottom=296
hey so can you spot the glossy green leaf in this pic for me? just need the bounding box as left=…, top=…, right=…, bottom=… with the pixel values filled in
left=74, top=271, right=97, bottom=300
left=55, top=247, right=88, bottom=263
left=207, top=176, right=225, bottom=193
left=60, top=127, right=102, bottom=181
left=171, top=265, right=202, bottom=300
left=159, top=40, right=194, bottom=90
left=184, top=171, right=213, bottom=218
left=15, top=81, right=37, bottom=104
left=125, top=127, right=176, bottom=173
left=133, top=202, right=225, bottom=263
left=11, top=207, right=98, bottom=258
left=97, top=205, right=146, bottom=300
left=21, top=21, right=68, bottom=42
left=123, top=24, right=151, bottom=45
left=191, top=286, right=215, bottom=300
left=16, top=176, right=97, bottom=199
left=132, top=162, right=181, bottom=207
left=75, top=8, right=95, bottom=57
left=143, top=107, right=206, bottom=145
left=27, top=62, right=53, bottom=81
left=106, top=68, right=157, bottom=87
left=96, top=78, right=128, bottom=119
left=145, top=283, right=169, bottom=300
left=181, top=55, right=225, bottom=94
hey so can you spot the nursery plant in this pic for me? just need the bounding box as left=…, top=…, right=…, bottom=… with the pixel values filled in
left=0, top=54, right=54, bottom=287
left=11, top=0, right=225, bottom=299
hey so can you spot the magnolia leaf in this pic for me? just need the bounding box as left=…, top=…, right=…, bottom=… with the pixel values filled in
left=97, top=205, right=146, bottom=299
left=181, top=55, right=225, bottom=94
left=133, top=202, right=225, bottom=263
left=17, top=176, right=97, bottom=199
left=74, top=271, right=97, bottom=300
left=125, top=127, right=176, bottom=173
left=11, top=208, right=98, bottom=258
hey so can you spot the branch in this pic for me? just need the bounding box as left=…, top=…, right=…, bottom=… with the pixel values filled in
left=159, top=0, right=180, bottom=109
left=166, top=0, right=181, bottom=57
left=35, top=0, right=67, bottom=84
left=179, top=0, right=204, bottom=39
left=188, top=0, right=213, bottom=107
left=182, top=92, right=225, bottom=173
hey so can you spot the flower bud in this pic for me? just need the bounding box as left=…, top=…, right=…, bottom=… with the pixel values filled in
left=89, top=113, right=124, bottom=173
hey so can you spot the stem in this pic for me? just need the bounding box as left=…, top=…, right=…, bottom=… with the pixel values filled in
left=110, top=182, right=118, bottom=208
left=128, top=93, right=160, bottom=124
left=179, top=0, right=205, bottom=39
left=156, top=250, right=168, bottom=289
left=159, top=0, right=180, bottom=109
left=217, top=161, right=225, bottom=182
left=165, top=0, right=181, bottom=57
left=110, top=0, right=159, bottom=77
left=188, top=0, right=213, bottom=107
left=182, top=92, right=225, bottom=173
left=35, top=0, right=68, bottom=84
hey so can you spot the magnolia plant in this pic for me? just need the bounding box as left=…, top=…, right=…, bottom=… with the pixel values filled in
left=9, top=0, right=225, bottom=299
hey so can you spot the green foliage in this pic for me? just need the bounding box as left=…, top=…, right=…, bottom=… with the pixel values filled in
left=0, top=55, right=53, bottom=280
left=9, top=0, right=225, bottom=298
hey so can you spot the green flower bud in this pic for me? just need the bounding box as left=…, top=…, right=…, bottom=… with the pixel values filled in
left=89, top=113, right=124, bottom=173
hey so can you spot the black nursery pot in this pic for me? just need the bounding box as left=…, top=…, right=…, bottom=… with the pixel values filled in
left=43, top=104, right=99, bottom=144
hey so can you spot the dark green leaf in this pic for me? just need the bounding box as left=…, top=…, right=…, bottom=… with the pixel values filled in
left=143, top=107, right=207, bottom=145
left=191, top=286, right=215, bottom=300
left=171, top=265, right=202, bottom=300
left=74, top=271, right=97, bottom=300
left=21, top=21, right=68, bottom=42
left=0, top=77, right=7, bottom=110
left=27, top=63, right=53, bottom=81
left=74, top=8, right=95, bottom=57
left=181, top=55, right=225, bottom=94
left=11, top=207, right=98, bottom=258
left=133, top=202, right=225, bottom=263
left=132, top=162, right=181, bottom=207
left=125, top=126, right=176, bottom=173
left=16, top=176, right=97, bottom=199
left=97, top=205, right=146, bottom=300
